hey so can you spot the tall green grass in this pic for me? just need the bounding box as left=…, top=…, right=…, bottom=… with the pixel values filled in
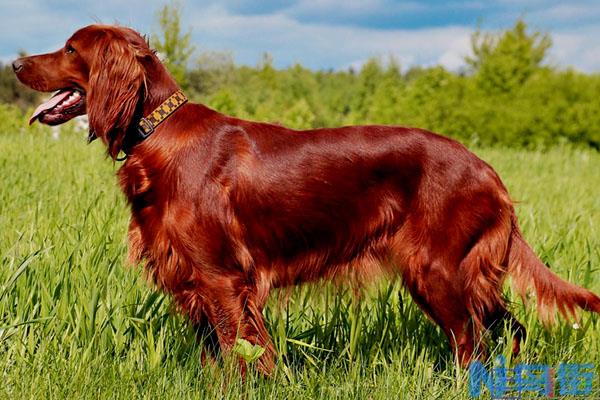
left=1, top=129, right=599, bottom=399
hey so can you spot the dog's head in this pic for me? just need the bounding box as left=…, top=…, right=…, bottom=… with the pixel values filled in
left=13, top=24, right=171, bottom=158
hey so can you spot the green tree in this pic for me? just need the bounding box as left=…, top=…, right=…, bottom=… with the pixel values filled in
left=466, top=20, right=551, bottom=93
left=0, top=63, right=38, bottom=109
left=367, top=57, right=404, bottom=124
left=189, top=50, right=235, bottom=97
left=283, top=98, right=316, bottom=129
left=349, top=58, right=384, bottom=122
left=151, top=1, right=195, bottom=89
left=208, top=88, right=237, bottom=115
left=0, top=51, right=40, bottom=110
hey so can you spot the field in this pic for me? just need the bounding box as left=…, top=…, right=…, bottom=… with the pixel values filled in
left=1, top=128, right=599, bottom=399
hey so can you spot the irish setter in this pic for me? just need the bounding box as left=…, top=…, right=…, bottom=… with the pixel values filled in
left=14, top=25, right=600, bottom=375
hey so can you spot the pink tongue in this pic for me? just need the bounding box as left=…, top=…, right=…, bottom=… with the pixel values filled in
left=29, top=90, right=72, bottom=125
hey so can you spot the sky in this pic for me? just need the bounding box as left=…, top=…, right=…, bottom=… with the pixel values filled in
left=1, top=0, right=599, bottom=72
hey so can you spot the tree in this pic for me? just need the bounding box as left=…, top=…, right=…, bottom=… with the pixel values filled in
left=0, top=51, right=40, bottom=109
left=151, top=1, right=195, bottom=89
left=466, top=20, right=551, bottom=93
left=283, top=98, right=316, bottom=129
left=189, top=50, right=235, bottom=97
left=349, top=58, right=384, bottom=122
left=366, top=57, right=404, bottom=124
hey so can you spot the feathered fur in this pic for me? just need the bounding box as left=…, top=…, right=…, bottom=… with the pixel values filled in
left=14, top=24, right=600, bottom=375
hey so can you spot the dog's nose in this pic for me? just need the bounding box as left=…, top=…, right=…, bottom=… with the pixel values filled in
left=12, top=59, right=24, bottom=73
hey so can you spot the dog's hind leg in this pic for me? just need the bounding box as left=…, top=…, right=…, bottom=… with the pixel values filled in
left=456, top=209, right=516, bottom=363
left=483, top=307, right=526, bottom=357
left=391, top=207, right=513, bottom=366
left=400, top=254, right=480, bottom=366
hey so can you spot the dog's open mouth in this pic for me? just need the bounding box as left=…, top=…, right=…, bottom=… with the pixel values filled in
left=29, top=88, right=86, bottom=125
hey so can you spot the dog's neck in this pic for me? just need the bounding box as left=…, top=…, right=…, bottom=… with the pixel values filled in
left=118, top=58, right=183, bottom=157
left=141, top=56, right=181, bottom=117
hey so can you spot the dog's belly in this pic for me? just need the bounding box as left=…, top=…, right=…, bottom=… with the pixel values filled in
left=233, top=175, right=415, bottom=287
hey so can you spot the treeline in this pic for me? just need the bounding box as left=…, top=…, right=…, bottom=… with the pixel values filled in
left=2, top=20, right=599, bottom=148
left=0, top=61, right=39, bottom=109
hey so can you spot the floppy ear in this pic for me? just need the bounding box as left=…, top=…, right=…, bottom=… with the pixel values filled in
left=88, top=35, right=146, bottom=159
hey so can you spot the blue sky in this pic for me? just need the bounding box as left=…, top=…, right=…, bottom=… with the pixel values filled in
left=2, top=0, right=599, bottom=72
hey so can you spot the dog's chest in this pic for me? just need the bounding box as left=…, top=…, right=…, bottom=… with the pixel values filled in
left=119, top=161, right=196, bottom=289
left=117, top=157, right=216, bottom=270
left=118, top=157, right=153, bottom=204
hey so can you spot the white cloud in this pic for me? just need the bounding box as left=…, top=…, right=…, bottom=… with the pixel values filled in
left=1, top=1, right=599, bottom=73
left=551, top=26, right=600, bottom=72
left=187, top=5, right=474, bottom=70
left=185, top=5, right=600, bottom=72
left=287, top=0, right=426, bottom=18
left=0, top=0, right=154, bottom=60
left=529, top=2, right=600, bottom=24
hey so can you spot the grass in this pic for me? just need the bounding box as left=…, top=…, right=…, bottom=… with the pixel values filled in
left=1, top=128, right=599, bottom=399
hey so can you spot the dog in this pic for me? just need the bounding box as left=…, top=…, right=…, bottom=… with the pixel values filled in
left=13, top=24, right=600, bottom=375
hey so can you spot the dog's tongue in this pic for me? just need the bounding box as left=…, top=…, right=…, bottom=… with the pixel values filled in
left=29, top=90, right=72, bottom=125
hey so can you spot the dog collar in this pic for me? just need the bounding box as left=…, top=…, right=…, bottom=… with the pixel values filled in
left=113, top=90, right=188, bottom=160
left=136, top=89, right=188, bottom=140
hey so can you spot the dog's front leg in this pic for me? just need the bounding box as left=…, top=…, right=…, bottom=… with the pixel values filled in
left=200, top=272, right=276, bottom=376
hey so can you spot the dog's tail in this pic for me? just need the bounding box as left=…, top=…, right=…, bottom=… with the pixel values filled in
left=507, top=215, right=600, bottom=324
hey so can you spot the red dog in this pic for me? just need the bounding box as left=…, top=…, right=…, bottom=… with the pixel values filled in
left=14, top=25, right=600, bottom=375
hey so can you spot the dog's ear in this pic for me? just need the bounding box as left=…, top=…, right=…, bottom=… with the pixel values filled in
left=87, top=33, right=146, bottom=159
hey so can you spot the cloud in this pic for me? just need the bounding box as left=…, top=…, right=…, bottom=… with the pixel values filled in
left=550, top=25, right=600, bottom=72
left=0, top=0, right=155, bottom=58
left=1, top=0, right=598, bottom=73
left=186, top=5, right=474, bottom=70
left=528, top=2, right=600, bottom=27
left=287, top=0, right=426, bottom=18
left=182, top=1, right=600, bottom=72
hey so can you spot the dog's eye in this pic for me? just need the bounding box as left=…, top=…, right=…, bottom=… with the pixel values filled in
left=65, top=44, right=75, bottom=54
